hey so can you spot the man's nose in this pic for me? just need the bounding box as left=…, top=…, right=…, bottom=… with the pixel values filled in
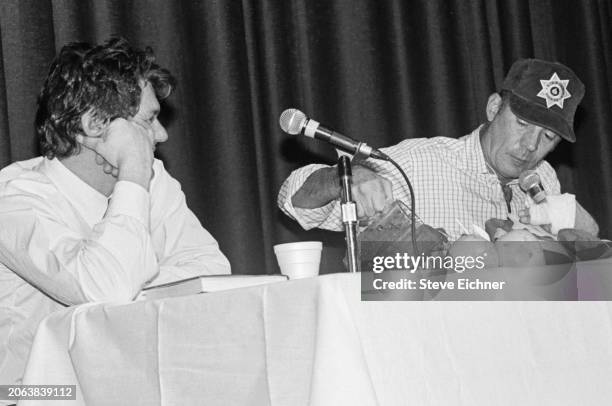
left=154, top=124, right=168, bottom=143
left=521, top=126, right=543, bottom=152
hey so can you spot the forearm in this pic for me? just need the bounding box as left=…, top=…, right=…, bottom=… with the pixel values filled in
left=64, top=214, right=158, bottom=302
left=534, top=164, right=598, bottom=236
left=277, top=164, right=343, bottom=231
left=291, top=167, right=340, bottom=209
left=575, top=201, right=599, bottom=237
left=279, top=159, right=395, bottom=231
left=61, top=181, right=158, bottom=302
left=0, top=182, right=159, bottom=305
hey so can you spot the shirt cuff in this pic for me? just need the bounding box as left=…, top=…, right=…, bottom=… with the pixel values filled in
left=106, top=180, right=151, bottom=229
left=279, top=164, right=337, bottom=230
left=287, top=200, right=338, bottom=230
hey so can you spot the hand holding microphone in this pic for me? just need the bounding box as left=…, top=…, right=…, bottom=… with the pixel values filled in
left=519, top=170, right=547, bottom=203
left=350, top=166, right=394, bottom=219
left=518, top=170, right=576, bottom=234
left=518, top=170, right=547, bottom=224
left=279, top=108, right=393, bottom=219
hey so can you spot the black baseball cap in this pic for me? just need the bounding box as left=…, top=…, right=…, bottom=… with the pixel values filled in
left=501, top=58, right=584, bottom=143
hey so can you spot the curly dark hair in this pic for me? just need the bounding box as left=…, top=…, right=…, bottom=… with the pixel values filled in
left=35, top=37, right=176, bottom=159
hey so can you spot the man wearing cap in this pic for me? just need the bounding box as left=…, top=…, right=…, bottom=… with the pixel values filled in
left=277, top=58, right=599, bottom=240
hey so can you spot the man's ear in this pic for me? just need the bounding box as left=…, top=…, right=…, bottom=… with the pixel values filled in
left=485, top=93, right=503, bottom=122
left=80, top=110, right=107, bottom=139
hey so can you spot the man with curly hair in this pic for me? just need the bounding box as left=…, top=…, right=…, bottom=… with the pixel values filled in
left=0, top=38, right=230, bottom=386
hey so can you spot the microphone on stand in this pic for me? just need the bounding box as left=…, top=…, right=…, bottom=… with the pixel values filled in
left=279, top=108, right=389, bottom=161
left=337, top=156, right=360, bottom=273
left=519, top=170, right=546, bottom=203
left=280, top=108, right=419, bottom=258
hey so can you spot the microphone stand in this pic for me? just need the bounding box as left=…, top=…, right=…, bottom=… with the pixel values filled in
left=338, top=156, right=360, bottom=273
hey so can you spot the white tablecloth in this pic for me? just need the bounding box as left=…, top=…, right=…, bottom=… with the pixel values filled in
left=20, top=272, right=612, bottom=405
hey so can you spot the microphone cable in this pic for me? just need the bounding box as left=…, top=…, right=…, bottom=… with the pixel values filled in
left=379, top=154, right=419, bottom=256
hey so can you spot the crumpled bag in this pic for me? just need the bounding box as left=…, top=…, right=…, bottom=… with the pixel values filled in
left=356, top=200, right=449, bottom=272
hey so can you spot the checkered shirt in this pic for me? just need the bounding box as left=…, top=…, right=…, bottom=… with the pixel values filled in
left=277, top=126, right=561, bottom=241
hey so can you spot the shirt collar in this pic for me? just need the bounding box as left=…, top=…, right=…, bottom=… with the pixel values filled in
left=464, top=125, right=491, bottom=175
left=39, top=157, right=109, bottom=227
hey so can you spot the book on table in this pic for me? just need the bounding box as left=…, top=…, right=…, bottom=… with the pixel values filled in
left=138, top=274, right=288, bottom=300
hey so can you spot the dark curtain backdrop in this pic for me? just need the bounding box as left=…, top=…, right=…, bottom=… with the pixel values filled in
left=0, top=0, right=611, bottom=274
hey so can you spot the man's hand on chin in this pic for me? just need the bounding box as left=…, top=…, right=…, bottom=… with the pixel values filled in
left=77, top=117, right=155, bottom=190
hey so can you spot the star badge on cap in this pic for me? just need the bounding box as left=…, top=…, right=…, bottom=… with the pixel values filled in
left=537, top=72, right=571, bottom=109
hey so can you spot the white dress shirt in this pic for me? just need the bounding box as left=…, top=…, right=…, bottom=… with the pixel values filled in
left=278, top=126, right=561, bottom=240
left=0, top=157, right=230, bottom=387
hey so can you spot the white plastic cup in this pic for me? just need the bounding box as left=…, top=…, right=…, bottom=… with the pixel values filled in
left=273, top=241, right=323, bottom=279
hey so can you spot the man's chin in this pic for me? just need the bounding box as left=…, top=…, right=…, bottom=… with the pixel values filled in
left=498, top=165, right=524, bottom=181
left=506, top=157, right=537, bottom=177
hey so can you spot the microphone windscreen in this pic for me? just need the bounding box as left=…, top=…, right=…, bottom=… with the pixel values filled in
left=519, top=170, right=547, bottom=203
left=518, top=170, right=541, bottom=192
left=279, top=109, right=307, bottom=135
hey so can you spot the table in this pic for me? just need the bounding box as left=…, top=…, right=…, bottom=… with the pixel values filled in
left=20, top=272, right=612, bottom=405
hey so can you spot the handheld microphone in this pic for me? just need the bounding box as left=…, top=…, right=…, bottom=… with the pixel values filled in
left=519, top=170, right=546, bottom=203
left=279, top=108, right=389, bottom=161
